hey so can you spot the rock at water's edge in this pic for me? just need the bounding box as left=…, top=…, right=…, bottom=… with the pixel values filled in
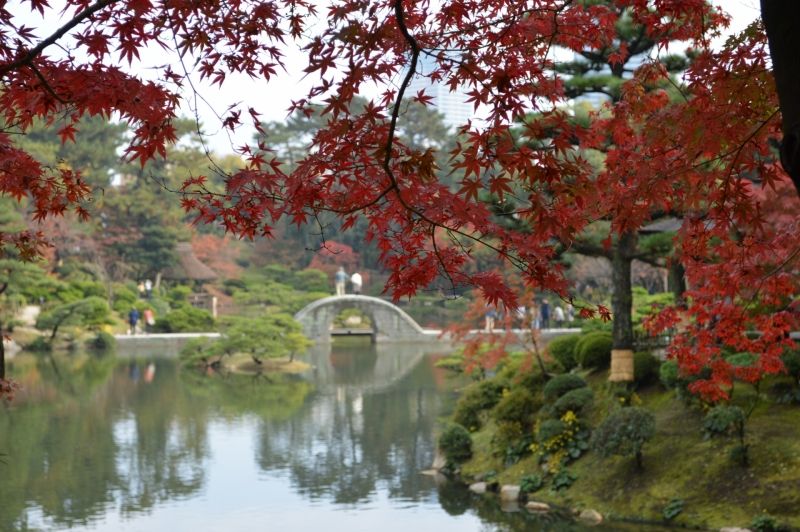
left=499, top=485, right=521, bottom=502
left=431, top=451, right=446, bottom=471
left=719, top=528, right=752, bottom=532
left=577, top=509, right=603, bottom=526
left=468, top=482, right=487, bottom=494
left=525, top=501, right=550, bottom=513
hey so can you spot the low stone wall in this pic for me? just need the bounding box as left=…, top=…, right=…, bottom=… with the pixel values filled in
left=113, top=333, right=220, bottom=357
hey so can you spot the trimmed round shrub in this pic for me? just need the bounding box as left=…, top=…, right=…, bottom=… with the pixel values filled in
left=703, top=405, right=745, bottom=438
left=493, top=421, right=526, bottom=458
left=111, top=284, right=138, bottom=314
left=492, top=388, right=541, bottom=427
left=27, top=335, right=52, bottom=352
left=453, top=380, right=505, bottom=430
left=153, top=305, right=214, bottom=333
left=167, top=285, right=192, bottom=304
left=439, top=424, right=473, bottom=465
left=552, top=387, right=594, bottom=417
left=514, top=368, right=546, bottom=393
left=591, top=407, right=656, bottom=468
left=575, top=332, right=612, bottom=369
left=634, top=351, right=661, bottom=386
left=547, top=334, right=582, bottom=371
left=87, top=330, right=116, bottom=351
left=543, top=374, right=587, bottom=403
left=750, top=514, right=783, bottom=532
left=660, top=360, right=680, bottom=389
left=781, top=349, right=800, bottom=379
left=537, top=419, right=566, bottom=442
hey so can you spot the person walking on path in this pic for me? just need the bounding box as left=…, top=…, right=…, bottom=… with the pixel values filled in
left=554, top=304, right=565, bottom=328
left=515, top=305, right=527, bottom=328
left=350, top=272, right=363, bottom=295
left=143, top=308, right=155, bottom=333
left=530, top=302, right=540, bottom=330
left=540, top=299, right=550, bottom=329
left=334, top=267, right=348, bottom=296
left=128, top=308, right=140, bottom=335
left=144, top=279, right=153, bottom=299
left=566, top=303, right=575, bottom=323
left=484, top=307, right=498, bottom=333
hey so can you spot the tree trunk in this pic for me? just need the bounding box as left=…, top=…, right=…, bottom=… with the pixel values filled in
left=609, top=231, right=636, bottom=382
left=0, top=321, right=5, bottom=381
left=667, top=260, right=686, bottom=306
left=761, top=1, right=800, bottom=194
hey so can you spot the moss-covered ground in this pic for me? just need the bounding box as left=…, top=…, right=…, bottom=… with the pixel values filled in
left=457, top=371, right=800, bottom=530
left=227, top=353, right=310, bottom=374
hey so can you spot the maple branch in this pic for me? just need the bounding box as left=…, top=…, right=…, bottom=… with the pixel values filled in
left=718, top=108, right=780, bottom=211
left=28, top=64, right=68, bottom=105
left=386, top=0, right=419, bottom=189
left=741, top=243, right=800, bottom=312
left=429, top=225, right=458, bottom=295
left=0, top=0, right=119, bottom=77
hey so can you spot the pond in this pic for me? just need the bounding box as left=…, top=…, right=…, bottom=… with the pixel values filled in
left=1, top=341, right=672, bottom=531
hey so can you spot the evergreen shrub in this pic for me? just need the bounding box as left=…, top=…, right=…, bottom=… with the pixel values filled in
left=547, top=333, right=581, bottom=371
left=153, top=305, right=214, bottom=332
left=492, top=388, right=541, bottom=427
left=537, top=419, right=566, bottom=442
left=633, top=351, right=661, bottom=386
left=575, top=332, right=612, bottom=369
left=88, top=330, right=116, bottom=351
left=750, top=514, right=786, bottom=532
left=781, top=349, right=800, bottom=380
left=452, top=380, right=505, bottom=430
left=591, top=407, right=656, bottom=468
left=543, top=374, right=587, bottom=403
left=551, top=387, right=594, bottom=417
left=439, top=424, right=473, bottom=465
left=111, top=284, right=137, bottom=314
left=27, top=336, right=52, bottom=352
left=659, top=360, right=680, bottom=389
left=167, top=285, right=191, bottom=304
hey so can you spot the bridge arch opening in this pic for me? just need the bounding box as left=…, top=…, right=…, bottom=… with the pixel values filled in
left=294, top=295, right=428, bottom=343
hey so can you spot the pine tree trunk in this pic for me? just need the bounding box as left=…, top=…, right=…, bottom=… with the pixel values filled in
left=609, top=231, right=636, bottom=382
left=761, top=1, right=800, bottom=193
left=668, top=260, right=686, bottom=305
left=0, top=321, right=5, bottom=381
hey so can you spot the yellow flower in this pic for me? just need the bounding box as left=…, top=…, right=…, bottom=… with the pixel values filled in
left=561, top=410, right=578, bottom=423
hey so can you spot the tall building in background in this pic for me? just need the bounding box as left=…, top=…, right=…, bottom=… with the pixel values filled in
left=406, top=54, right=472, bottom=131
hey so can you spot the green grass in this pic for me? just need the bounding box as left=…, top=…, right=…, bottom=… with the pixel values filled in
left=457, top=373, right=800, bottom=530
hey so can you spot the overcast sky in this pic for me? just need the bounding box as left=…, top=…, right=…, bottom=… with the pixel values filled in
left=12, top=0, right=764, bottom=155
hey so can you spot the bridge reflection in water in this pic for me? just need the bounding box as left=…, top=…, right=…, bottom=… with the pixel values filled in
left=303, top=340, right=448, bottom=395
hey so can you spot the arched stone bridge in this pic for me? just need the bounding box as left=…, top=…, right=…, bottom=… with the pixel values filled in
left=294, top=295, right=429, bottom=343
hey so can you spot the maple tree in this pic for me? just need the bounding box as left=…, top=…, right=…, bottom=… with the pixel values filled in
left=1, top=0, right=799, bottom=401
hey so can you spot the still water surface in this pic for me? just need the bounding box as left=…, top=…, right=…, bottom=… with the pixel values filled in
left=1, top=341, right=666, bottom=531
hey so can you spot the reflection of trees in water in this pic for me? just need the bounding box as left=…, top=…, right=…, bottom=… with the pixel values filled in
left=179, top=370, right=313, bottom=422
left=255, top=345, right=440, bottom=505
left=113, top=361, right=208, bottom=515
left=0, top=356, right=210, bottom=530
left=0, top=353, right=316, bottom=531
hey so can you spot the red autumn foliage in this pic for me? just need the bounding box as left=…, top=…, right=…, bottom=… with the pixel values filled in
left=191, top=233, right=243, bottom=279
left=2, top=1, right=799, bottom=400
left=307, top=240, right=359, bottom=279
